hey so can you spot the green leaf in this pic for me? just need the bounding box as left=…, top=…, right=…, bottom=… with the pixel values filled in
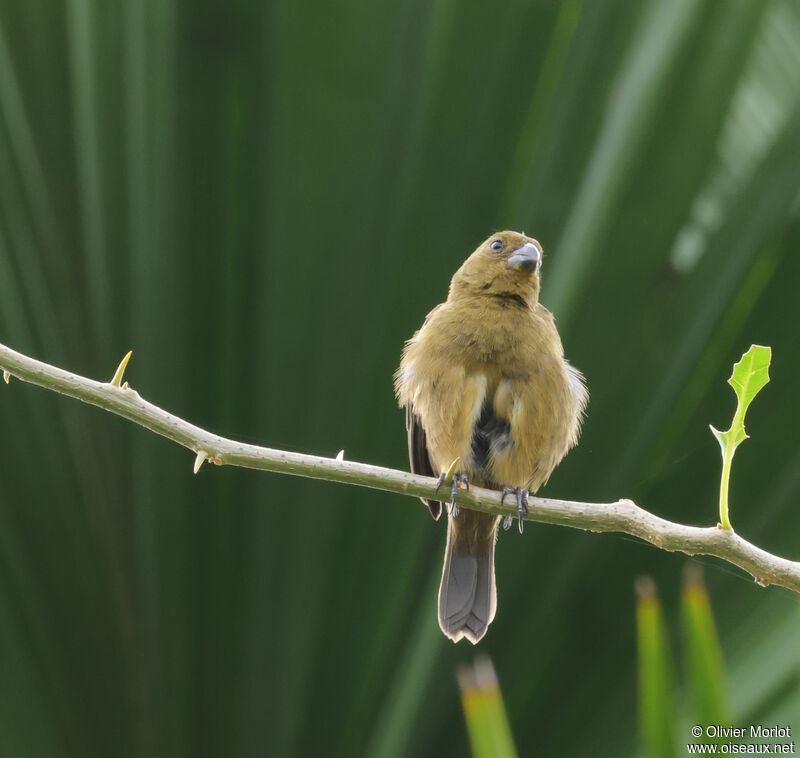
left=681, top=567, right=729, bottom=735
left=636, top=577, right=678, bottom=758
left=709, top=344, right=771, bottom=530
left=457, top=657, right=518, bottom=758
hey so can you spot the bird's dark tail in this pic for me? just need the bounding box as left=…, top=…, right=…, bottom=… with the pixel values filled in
left=438, top=510, right=499, bottom=644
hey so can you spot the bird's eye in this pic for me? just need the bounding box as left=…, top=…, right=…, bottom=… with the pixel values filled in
left=490, top=239, right=504, bottom=251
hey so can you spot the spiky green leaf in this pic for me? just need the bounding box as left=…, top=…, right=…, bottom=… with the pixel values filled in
left=710, top=345, right=771, bottom=529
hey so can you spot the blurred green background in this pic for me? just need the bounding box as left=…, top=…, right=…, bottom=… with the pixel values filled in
left=1, top=0, right=800, bottom=755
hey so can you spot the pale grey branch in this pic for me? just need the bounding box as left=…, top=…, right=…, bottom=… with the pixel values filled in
left=2, top=340, right=800, bottom=592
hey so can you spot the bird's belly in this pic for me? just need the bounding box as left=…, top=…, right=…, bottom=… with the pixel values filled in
left=488, top=440, right=561, bottom=491
left=467, top=373, right=571, bottom=492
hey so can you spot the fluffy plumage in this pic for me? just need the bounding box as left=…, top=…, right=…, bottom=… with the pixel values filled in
left=395, top=231, right=588, bottom=644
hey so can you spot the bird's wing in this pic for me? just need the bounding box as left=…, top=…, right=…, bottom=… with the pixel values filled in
left=406, top=404, right=442, bottom=520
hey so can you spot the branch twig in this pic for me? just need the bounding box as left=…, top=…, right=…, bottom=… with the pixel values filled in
left=2, top=340, right=799, bottom=592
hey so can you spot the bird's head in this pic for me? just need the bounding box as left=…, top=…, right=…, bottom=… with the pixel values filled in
left=449, top=231, right=543, bottom=306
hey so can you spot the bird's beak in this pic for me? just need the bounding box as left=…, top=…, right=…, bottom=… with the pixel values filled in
left=506, top=243, right=541, bottom=273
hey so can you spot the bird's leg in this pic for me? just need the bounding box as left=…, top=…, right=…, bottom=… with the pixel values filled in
left=501, top=487, right=529, bottom=533
left=436, top=473, right=469, bottom=518
left=500, top=487, right=516, bottom=530
left=516, top=488, right=529, bottom=533
left=449, top=473, right=469, bottom=517
left=434, top=459, right=468, bottom=518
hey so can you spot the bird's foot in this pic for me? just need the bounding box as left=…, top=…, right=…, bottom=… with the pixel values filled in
left=436, top=471, right=469, bottom=518
left=501, top=487, right=529, bottom=534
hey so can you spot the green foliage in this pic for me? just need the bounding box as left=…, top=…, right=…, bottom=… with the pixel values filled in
left=710, top=345, right=771, bottom=530
left=457, top=657, right=517, bottom=758
left=681, top=568, right=729, bottom=741
left=1, top=1, right=800, bottom=756
left=638, top=570, right=731, bottom=755
left=636, top=578, right=678, bottom=758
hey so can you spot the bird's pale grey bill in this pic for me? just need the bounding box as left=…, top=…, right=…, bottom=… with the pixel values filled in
left=506, top=243, right=540, bottom=272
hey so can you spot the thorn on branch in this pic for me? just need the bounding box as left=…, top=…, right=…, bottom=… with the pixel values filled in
left=437, top=457, right=462, bottom=493
left=336, top=449, right=345, bottom=461
left=194, top=450, right=208, bottom=474
left=110, top=350, right=133, bottom=388
left=2, top=370, right=9, bottom=384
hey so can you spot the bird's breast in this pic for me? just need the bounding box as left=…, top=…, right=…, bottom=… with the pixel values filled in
left=398, top=297, right=582, bottom=491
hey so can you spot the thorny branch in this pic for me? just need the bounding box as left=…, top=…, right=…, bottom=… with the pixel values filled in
left=2, top=341, right=799, bottom=592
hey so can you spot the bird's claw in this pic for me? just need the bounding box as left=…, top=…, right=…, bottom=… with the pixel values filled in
left=437, top=473, right=469, bottom=518
left=501, top=486, right=529, bottom=533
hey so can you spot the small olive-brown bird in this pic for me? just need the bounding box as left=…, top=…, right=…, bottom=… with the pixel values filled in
left=395, top=231, right=587, bottom=644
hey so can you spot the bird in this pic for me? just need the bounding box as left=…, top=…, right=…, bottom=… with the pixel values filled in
left=395, top=231, right=588, bottom=644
